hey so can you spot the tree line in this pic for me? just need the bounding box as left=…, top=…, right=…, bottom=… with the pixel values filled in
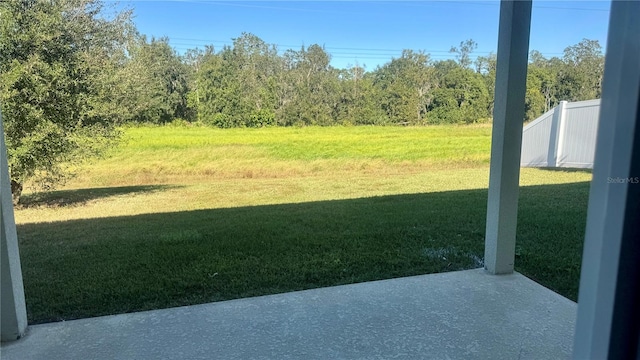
left=125, top=34, right=604, bottom=128
left=0, top=0, right=604, bottom=200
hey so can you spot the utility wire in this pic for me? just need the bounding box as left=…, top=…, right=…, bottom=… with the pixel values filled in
left=114, top=0, right=610, bottom=13
left=169, top=39, right=565, bottom=58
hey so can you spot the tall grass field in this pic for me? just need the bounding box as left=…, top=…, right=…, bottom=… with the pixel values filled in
left=14, top=124, right=592, bottom=324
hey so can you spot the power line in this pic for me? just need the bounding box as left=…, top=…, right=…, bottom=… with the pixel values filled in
left=169, top=38, right=565, bottom=58
left=182, top=0, right=352, bottom=14
left=377, top=1, right=610, bottom=13
left=171, top=37, right=482, bottom=54
left=169, top=45, right=563, bottom=64
left=114, top=0, right=610, bottom=13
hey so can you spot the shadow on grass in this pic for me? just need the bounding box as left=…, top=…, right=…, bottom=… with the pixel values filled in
left=18, top=185, right=182, bottom=209
left=17, top=181, right=590, bottom=324
left=537, top=167, right=593, bottom=174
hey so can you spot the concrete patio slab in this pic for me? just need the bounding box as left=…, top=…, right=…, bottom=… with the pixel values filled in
left=0, top=269, right=576, bottom=359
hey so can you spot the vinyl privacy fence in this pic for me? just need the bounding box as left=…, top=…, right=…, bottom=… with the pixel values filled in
left=520, top=99, right=600, bottom=169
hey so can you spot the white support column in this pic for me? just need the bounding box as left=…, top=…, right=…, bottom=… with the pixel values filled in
left=1, top=110, right=28, bottom=341
left=484, top=0, right=532, bottom=275
left=573, top=0, right=640, bottom=358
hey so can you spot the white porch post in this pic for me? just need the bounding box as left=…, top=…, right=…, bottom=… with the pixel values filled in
left=573, top=0, right=640, bottom=358
left=1, top=110, right=28, bottom=341
left=484, top=0, right=532, bottom=275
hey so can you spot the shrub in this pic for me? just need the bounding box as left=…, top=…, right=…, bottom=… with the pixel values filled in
left=203, top=113, right=235, bottom=128
left=247, top=109, right=276, bottom=127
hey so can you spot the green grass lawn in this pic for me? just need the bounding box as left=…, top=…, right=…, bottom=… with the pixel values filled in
left=14, top=124, right=592, bottom=324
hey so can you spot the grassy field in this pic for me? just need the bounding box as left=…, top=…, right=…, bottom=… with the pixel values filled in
left=14, top=124, right=592, bottom=324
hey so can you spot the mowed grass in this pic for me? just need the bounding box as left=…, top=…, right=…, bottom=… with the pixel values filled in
left=14, top=125, right=592, bottom=324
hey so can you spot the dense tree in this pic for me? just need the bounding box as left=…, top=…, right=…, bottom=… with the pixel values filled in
left=522, top=42, right=603, bottom=121
left=0, top=0, right=133, bottom=201
left=559, top=39, right=604, bottom=101
left=230, top=33, right=281, bottom=126
left=525, top=69, right=547, bottom=121
left=278, top=44, right=339, bottom=126
left=192, top=47, right=234, bottom=126
left=334, top=64, right=387, bottom=125
left=190, top=33, right=283, bottom=127
left=528, top=52, right=559, bottom=113
left=373, top=50, right=436, bottom=124
left=372, top=59, right=419, bottom=124
left=450, top=39, right=478, bottom=69
left=429, top=62, right=490, bottom=124
left=113, top=36, right=191, bottom=124
left=183, top=46, right=214, bottom=121
left=475, top=53, right=497, bottom=115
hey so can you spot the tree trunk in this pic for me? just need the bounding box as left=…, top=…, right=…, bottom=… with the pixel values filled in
left=11, top=179, right=22, bottom=206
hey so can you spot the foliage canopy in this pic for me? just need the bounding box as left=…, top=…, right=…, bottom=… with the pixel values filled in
left=0, top=0, right=134, bottom=197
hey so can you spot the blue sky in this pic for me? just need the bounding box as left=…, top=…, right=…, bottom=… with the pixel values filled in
left=114, top=0, right=611, bottom=70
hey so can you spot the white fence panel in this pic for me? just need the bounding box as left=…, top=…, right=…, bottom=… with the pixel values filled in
left=520, top=108, right=555, bottom=167
left=558, top=100, right=601, bottom=168
left=521, top=99, right=600, bottom=169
